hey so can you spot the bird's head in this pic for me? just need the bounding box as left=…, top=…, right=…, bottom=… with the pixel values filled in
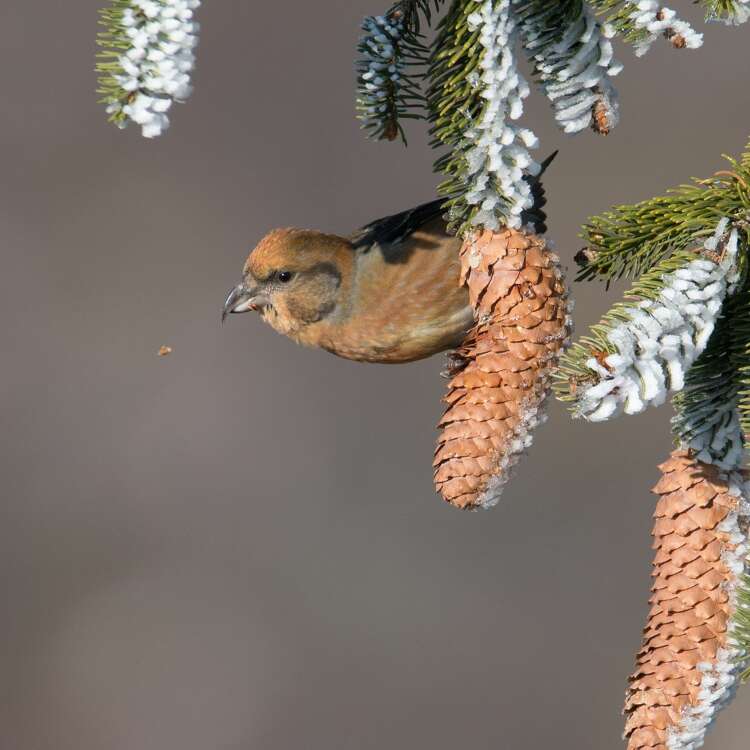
left=223, top=228, right=353, bottom=338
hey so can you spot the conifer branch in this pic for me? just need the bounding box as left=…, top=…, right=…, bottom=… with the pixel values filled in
left=96, top=0, right=201, bottom=138
left=586, top=0, right=703, bottom=54
left=554, top=228, right=742, bottom=420
left=671, top=305, right=744, bottom=469
left=698, top=0, right=750, bottom=25
left=514, top=0, right=623, bottom=134
left=356, top=12, right=431, bottom=143
left=577, top=161, right=750, bottom=283
left=738, top=571, right=750, bottom=682
left=352, top=1, right=748, bottom=236
left=427, top=0, right=540, bottom=234
left=558, top=142, right=750, bottom=747
left=732, top=278, right=750, bottom=446
left=397, top=0, right=448, bottom=32
left=354, top=2, right=446, bottom=143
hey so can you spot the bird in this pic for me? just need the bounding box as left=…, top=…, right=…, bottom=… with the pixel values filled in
left=222, top=155, right=554, bottom=365
left=223, top=199, right=470, bottom=364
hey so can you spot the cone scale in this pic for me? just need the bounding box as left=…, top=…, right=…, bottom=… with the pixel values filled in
left=434, top=228, right=571, bottom=509
left=625, top=450, right=750, bottom=750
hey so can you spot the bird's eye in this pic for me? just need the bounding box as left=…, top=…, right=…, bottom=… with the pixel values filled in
left=277, top=271, right=293, bottom=283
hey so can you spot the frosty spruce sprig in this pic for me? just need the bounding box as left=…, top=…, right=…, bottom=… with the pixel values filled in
left=514, top=0, right=623, bottom=135
left=354, top=0, right=747, bottom=232
left=557, top=227, right=741, bottom=422
left=700, top=0, right=750, bottom=24
left=429, top=0, right=542, bottom=233
left=554, top=141, right=750, bottom=750
left=356, top=11, right=432, bottom=143
left=96, top=0, right=201, bottom=138
left=585, top=0, right=703, bottom=54
left=589, top=0, right=750, bottom=48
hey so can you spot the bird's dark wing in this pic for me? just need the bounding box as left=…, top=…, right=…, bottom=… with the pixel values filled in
left=350, top=150, right=557, bottom=249
left=350, top=198, right=446, bottom=250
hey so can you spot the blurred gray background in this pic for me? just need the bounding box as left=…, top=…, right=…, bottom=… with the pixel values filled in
left=1, top=2, right=748, bottom=748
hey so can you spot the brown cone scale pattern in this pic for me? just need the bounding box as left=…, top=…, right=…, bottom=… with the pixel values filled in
left=625, top=450, right=748, bottom=750
left=434, top=228, right=571, bottom=510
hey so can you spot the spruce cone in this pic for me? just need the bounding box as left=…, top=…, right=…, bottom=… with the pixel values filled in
left=625, top=451, right=750, bottom=750
left=434, top=228, right=571, bottom=510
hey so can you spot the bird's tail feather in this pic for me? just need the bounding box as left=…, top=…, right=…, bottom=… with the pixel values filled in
left=352, top=150, right=558, bottom=248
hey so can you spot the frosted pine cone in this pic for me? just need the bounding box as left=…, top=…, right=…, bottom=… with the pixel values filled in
left=434, top=229, right=571, bottom=510
left=625, top=451, right=750, bottom=750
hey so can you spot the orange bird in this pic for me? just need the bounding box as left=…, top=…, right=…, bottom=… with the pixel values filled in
left=223, top=200, right=473, bottom=364
left=223, top=164, right=552, bottom=364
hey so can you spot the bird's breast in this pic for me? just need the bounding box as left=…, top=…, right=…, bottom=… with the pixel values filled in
left=308, top=228, right=473, bottom=363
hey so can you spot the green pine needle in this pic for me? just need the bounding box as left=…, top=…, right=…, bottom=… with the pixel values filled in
left=729, top=273, right=750, bottom=675
left=585, top=0, right=651, bottom=46
left=577, top=150, right=750, bottom=283
left=699, top=0, right=750, bottom=23
left=737, top=571, right=750, bottom=682
left=426, top=0, right=487, bottom=235
left=670, top=293, right=743, bottom=461
left=516, top=0, right=584, bottom=28
left=729, top=266, right=750, bottom=442
left=513, top=0, right=589, bottom=53
left=95, top=0, right=135, bottom=127
left=398, top=0, right=447, bottom=33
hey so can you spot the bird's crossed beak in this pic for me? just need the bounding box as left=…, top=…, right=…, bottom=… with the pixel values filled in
left=222, top=284, right=268, bottom=323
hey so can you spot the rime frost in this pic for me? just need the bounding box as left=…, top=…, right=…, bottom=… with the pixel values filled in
left=462, top=0, right=540, bottom=231
left=628, top=2, right=703, bottom=56
left=356, top=15, right=406, bottom=136
left=107, top=0, right=201, bottom=138
left=711, top=0, right=750, bottom=25
left=575, top=220, right=739, bottom=423
left=516, top=2, right=622, bottom=134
